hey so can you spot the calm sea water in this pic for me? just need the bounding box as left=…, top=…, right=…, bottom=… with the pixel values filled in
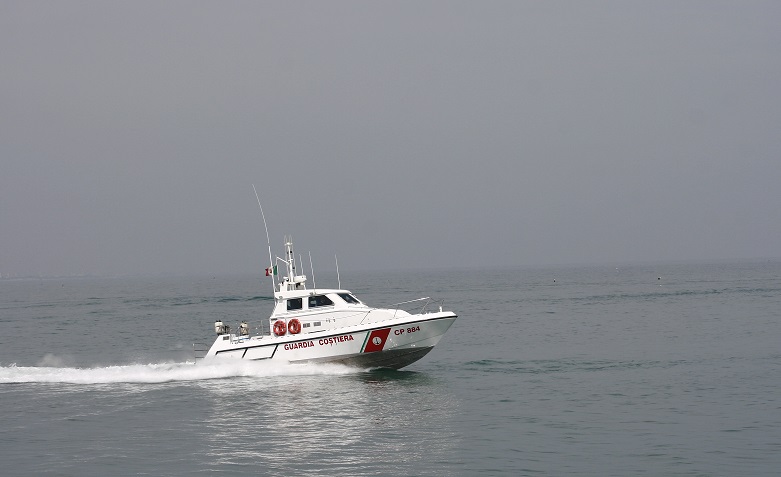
left=1, top=262, right=780, bottom=476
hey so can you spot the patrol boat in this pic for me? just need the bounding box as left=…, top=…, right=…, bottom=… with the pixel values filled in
left=203, top=237, right=457, bottom=369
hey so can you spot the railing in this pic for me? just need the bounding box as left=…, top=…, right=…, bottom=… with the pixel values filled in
left=359, top=297, right=446, bottom=324
left=389, top=297, right=429, bottom=318
left=420, top=297, right=445, bottom=315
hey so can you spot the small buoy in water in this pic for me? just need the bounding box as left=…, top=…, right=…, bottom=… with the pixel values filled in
left=553, top=279, right=556, bottom=283
left=658, top=277, right=661, bottom=280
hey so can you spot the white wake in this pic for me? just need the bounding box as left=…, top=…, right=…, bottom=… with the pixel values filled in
left=0, top=359, right=361, bottom=385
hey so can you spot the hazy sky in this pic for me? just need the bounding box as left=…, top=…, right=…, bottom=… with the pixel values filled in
left=2, top=1, right=780, bottom=277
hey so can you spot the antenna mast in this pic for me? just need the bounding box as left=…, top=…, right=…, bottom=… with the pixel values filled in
left=309, top=251, right=317, bottom=290
left=252, top=184, right=274, bottom=293
left=335, top=254, right=341, bottom=289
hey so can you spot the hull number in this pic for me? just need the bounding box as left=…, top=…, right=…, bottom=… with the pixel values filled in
left=395, top=326, right=420, bottom=336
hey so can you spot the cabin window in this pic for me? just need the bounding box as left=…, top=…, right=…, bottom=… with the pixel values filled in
left=314, top=322, right=321, bottom=326
left=338, top=293, right=360, bottom=305
left=303, top=322, right=310, bottom=328
left=287, top=298, right=303, bottom=311
left=308, top=295, right=334, bottom=308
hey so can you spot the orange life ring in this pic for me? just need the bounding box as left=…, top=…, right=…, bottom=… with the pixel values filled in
left=288, top=318, right=302, bottom=335
left=273, top=320, right=287, bottom=336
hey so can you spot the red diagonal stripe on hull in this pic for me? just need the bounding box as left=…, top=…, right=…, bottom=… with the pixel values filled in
left=363, top=328, right=392, bottom=353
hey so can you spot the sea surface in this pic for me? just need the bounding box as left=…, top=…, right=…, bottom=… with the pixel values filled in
left=1, top=262, right=780, bottom=476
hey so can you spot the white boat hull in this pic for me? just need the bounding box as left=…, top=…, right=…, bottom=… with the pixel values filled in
left=204, top=312, right=456, bottom=370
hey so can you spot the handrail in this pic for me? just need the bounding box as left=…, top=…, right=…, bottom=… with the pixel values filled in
left=387, top=297, right=430, bottom=308
left=420, top=298, right=445, bottom=314
left=359, top=309, right=375, bottom=325
left=359, top=297, right=446, bottom=324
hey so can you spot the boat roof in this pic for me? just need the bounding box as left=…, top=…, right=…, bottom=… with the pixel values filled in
left=274, top=288, right=356, bottom=300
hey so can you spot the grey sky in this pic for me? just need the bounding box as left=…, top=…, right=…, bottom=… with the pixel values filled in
left=2, top=1, right=780, bottom=277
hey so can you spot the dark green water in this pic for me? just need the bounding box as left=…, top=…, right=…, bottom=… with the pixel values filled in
left=2, top=262, right=780, bottom=476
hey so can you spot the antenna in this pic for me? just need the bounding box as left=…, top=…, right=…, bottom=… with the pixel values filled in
left=309, top=251, right=316, bottom=290
left=252, top=184, right=274, bottom=293
left=335, top=254, right=341, bottom=289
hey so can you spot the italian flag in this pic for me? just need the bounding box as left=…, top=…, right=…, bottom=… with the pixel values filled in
left=265, top=265, right=277, bottom=276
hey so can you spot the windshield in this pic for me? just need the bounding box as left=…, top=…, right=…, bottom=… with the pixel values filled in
left=338, top=293, right=360, bottom=305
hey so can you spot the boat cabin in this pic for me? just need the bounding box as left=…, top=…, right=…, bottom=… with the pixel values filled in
left=269, top=289, right=368, bottom=334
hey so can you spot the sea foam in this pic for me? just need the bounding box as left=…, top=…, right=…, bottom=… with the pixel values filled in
left=0, top=359, right=360, bottom=385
